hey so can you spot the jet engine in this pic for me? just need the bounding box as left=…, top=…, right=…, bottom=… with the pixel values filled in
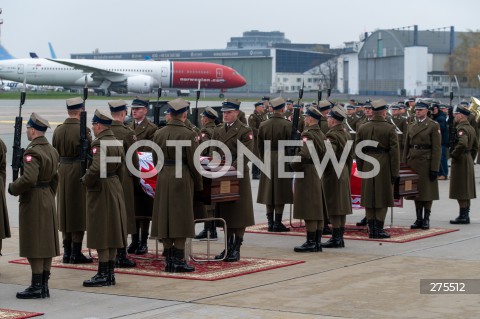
left=126, top=75, right=157, bottom=94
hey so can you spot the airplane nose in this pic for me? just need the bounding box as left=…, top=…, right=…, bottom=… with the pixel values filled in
left=237, top=73, right=247, bottom=87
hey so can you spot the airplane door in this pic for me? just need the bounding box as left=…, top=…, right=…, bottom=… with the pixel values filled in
left=216, top=68, right=223, bottom=78
left=161, top=67, right=168, bottom=77
left=17, top=64, right=24, bottom=75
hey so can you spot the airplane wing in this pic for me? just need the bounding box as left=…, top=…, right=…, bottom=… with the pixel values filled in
left=46, top=58, right=126, bottom=80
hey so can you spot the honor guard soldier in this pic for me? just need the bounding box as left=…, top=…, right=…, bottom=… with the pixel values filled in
left=322, top=105, right=353, bottom=248
left=52, top=97, right=93, bottom=265
left=257, top=97, right=293, bottom=232
left=403, top=101, right=441, bottom=230
left=151, top=99, right=203, bottom=272
left=317, top=100, right=333, bottom=135
left=248, top=101, right=266, bottom=180
left=406, top=97, right=416, bottom=124
left=109, top=100, right=138, bottom=268
left=195, top=107, right=219, bottom=240
left=431, top=103, right=449, bottom=180
left=0, top=137, right=10, bottom=257
left=390, top=103, right=408, bottom=159
left=355, top=99, right=400, bottom=239
left=291, top=106, right=327, bottom=252
left=263, top=96, right=273, bottom=119
left=82, top=110, right=127, bottom=287
left=128, top=98, right=158, bottom=255
left=213, top=98, right=255, bottom=262
left=283, top=99, right=294, bottom=119
left=345, top=103, right=359, bottom=140
left=449, top=105, right=478, bottom=224
left=9, top=113, right=60, bottom=299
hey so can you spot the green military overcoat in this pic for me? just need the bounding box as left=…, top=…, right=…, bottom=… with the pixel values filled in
left=392, top=115, right=408, bottom=158
left=247, top=110, right=265, bottom=157
left=9, top=136, right=60, bottom=258
left=449, top=120, right=478, bottom=200
left=291, top=124, right=327, bottom=220
left=82, top=129, right=127, bottom=250
left=355, top=116, right=400, bottom=208
left=256, top=113, right=293, bottom=205
left=0, top=139, right=10, bottom=240
left=403, top=118, right=441, bottom=201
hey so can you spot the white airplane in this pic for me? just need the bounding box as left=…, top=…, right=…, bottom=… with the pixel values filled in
left=0, top=57, right=246, bottom=96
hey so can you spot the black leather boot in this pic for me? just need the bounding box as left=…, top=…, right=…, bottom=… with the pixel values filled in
left=173, top=249, right=195, bottom=272
left=194, top=222, right=209, bottom=240
left=115, top=247, right=136, bottom=268
left=375, top=220, right=391, bottom=239
left=339, top=227, right=346, bottom=247
left=108, top=260, right=116, bottom=286
left=356, top=216, right=367, bottom=226
left=266, top=213, right=274, bottom=232
left=226, top=237, right=243, bottom=262
left=164, top=247, right=174, bottom=272
left=62, top=239, right=72, bottom=263
left=322, top=224, right=332, bottom=235
left=16, top=273, right=44, bottom=299
left=368, top=219, right=376, bottom=238
left=422, top=209, right=430, bottom=230
left=83, top=262, right=110, bottom=287
left=70, top=242, right=93, bottom=264
left=322, top=228, right=342, bottom=248
left=215, top=235, right=234, bottom=260
left=209, top=221, right=218, bottom=239
left=42, top=271, right=50, bottom=298
left=315, top=229, right=322, bottom=252
left=450, top=207, right=470, bottom=224
left=127, top=233, right=140, bottom=254
left=294, top=232, right=317, bottom=252
left=411, top=207, right=423, bottom=229
left=135, top=231, right=149, bottom=255
left=273, top=214, right=290, bottom=232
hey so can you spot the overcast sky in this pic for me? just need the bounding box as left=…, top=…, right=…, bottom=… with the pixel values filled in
left=1, top=0, right=478, bottom=59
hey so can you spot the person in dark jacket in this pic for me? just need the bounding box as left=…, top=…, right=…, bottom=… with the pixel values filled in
left=431, top=103, right=449, bottom=180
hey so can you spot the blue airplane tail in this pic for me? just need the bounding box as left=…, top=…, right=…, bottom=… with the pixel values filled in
left=0, top=44, right=15, bottom=60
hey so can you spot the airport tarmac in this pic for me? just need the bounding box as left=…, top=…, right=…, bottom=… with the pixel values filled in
left=0, top=99, right=479, bottom=318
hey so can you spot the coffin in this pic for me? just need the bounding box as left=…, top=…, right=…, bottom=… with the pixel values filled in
left=394, top=164, right=420, bottom=199
left=195, top=158, right=240, bottom=204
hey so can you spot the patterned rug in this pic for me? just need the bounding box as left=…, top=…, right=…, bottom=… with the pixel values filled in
left=9, top=252, right=304, bottom=281
left=246, top=221, right=459, bottom=243
left=0, top=308, right=43, bottom=319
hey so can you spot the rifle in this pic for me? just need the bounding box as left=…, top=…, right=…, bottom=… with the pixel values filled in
left=317, top=88, right=322, bottom=106
left=192, top=80, right=201, bottom=127
left=447, top=91, right=457, bottom=153
left=288, top=81, right=304, bottom=156
left=11, top=79, right=27, bottom=181
left=153, top=85, right=162, bottom=126
left=79, top=76, right=89, bottom=176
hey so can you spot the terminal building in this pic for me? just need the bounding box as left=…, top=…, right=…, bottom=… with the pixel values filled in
left=71, top=31, right=335, bottom=94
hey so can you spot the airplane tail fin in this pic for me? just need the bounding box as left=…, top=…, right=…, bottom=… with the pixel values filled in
left=0, top=44, right=15, bottom=60
left=48, top=42, right=57, bottom=59
left=30, top=52, right=39, bottom=58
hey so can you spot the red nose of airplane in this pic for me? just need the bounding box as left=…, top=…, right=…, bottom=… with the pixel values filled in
left=227, top=67, right=246, bottom=88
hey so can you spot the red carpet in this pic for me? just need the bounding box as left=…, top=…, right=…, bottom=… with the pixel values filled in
left=9, top=252, right=304, bottom=281
left=0, top=308, right=43, bottom=319
left=246, top=221, right=459, bottom=243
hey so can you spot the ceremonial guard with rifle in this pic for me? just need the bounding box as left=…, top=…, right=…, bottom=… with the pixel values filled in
left=82, top=110, right=127, bottom=287
left=128, top=98, right=158, bottom=255
left=283, top=99, right=294, bottom=119
left=403, top=101, right=441, bottom=230
left=390, top=103, right=408, bottom=159
left=9, top=112, right=60, bottom=299
left=257, top=97, right=293, bottom=232
left=355, top=99, right=400, bottom=239
left=290, top=106, right=327, bottom=253
left=248, top=101, right=266, bottom=180
left=151, top=99, right=202, bottom=273
left=109, top=100, right=138, bottom=268
left=449, top=105, right=478, bottom=225
left=322, top=105, right=353, bottom=248
left=0, top=135, right=10, bottom=258
left=213, top=98, right=255, bottom=262
left=52, top=97, right=93, bottom=265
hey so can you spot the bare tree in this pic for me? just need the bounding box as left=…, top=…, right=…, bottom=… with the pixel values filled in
left=317, top=58, right=338, bottom=90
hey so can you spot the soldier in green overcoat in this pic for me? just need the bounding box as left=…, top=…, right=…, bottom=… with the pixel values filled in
left=0, top=138, right=10, bottom=257
left=109, top=100, right=138, bottom=268
left=355, top=99, right=400, bottom=239
left=403, top=101, right=441, bottom=230
left=257, top=97, right=293, bottom=232
left=248, top=101, right=266, bottom=179
left=449, top=105, right=478, bottom=224
left=52, top=97, right=92, bottom=265
left=9, top=113, right=60, bottom=299
left=213, top=98, right=255, bottom=262
left=82, top=110, right=127, bottom=287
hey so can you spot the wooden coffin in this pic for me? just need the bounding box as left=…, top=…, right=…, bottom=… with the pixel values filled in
left=394, top=164, right=420, bottom=199
left=196, top=162, right=240, bottom=204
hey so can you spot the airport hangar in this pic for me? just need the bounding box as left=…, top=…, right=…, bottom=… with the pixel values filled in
left=71, top=48, right=335, bottom=95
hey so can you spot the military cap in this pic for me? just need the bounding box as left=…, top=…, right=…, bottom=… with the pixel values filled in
left=201, top=106, right=218, bottom=120
left=167, top=98, right=190, bottom=114
left=439, top=104, right=448, bottom=109
left=254, top=101, right=264, bottom=107
left=305, top=106, right=322, bottom=120
left=262, top=96, right=270, bottom=101
left=270, top=97, right=286, bottom=110
left=371, top=99, right=388, bottom=111
left=318, top=99, right=334, bottom=111
left=92, top=109, right=113, bottom=125
left=356, top=102, right=365, bottom=107
left=27, top=112, right=50, bottom=132
left=345, top=104, right=355, bottom=110
left=311, top=101, right=318, bottom=107
left=459, top=101, right=470, bottom=107
left=454, top=104, right=471, bottom=116
left=131, top=97, right=149, bottom=108
left=66, top=97, right=84, bottom=110
left=414, top=101, right=429, bottom=110
left=221, top=98, right=241, bottom=111
left=293, top=104, right=302, bottom=109
left=364, top=98, right=372, bottom=105
left=328, top=105, right=347, bottom=121
left=108, top=100, right=128, bottom=112
left=408, top=97, right=416, bottom=102
left=286, top=99, right=294, bottom=104
left=349, top=98, right=356, bottom=103
left=390, top=104, right=401, bottom=110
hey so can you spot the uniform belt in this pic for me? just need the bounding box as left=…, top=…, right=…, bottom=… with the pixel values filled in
left=163, top=160, right=187, bottom=166
left=410, top=144, right=431, bottom=150
left=60, top=156, right=82, bottom=163
left=106, top=173, right=118, bottom=178
left=363, top=146, right=390, bottom=154
left=33, top=181, right=50, bottom=188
